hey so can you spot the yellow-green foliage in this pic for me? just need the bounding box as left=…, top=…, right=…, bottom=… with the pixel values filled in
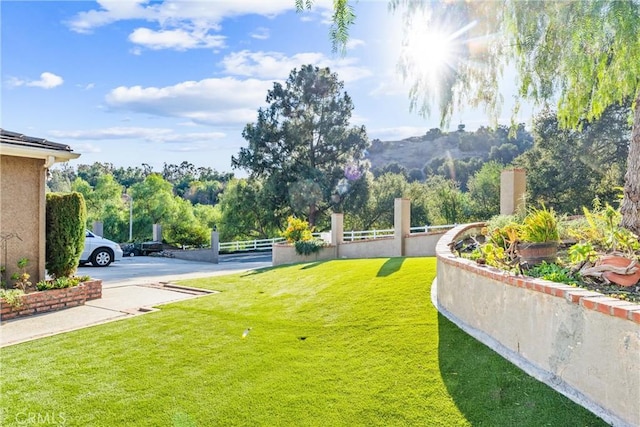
left=282, top=216, right=313, bottom=243
left=520, top=205, right=559, bottom=243
left=567, top=203, right=640, bottom=254
left=46, top=192, right=87, bottom=278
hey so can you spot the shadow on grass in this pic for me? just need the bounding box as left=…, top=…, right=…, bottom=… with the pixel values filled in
left=240, top=260, right=328, bottom=276
left=300, top=261, right=328, bottom=270
left=436, top=313, right=607, bottom=426
left=240, top=265, right=279, bottom=276
left=376, top=257, right=405, bottom=277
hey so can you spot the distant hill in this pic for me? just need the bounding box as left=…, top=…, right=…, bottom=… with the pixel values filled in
left=366, top=126, right=533, bottom=183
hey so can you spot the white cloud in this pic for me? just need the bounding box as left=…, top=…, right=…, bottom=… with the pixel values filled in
left=77, top=82, right=95, bottom=90
left=250, top=27, right=270, bottom=40
left=67, top=1, right=336, bottom=54
left=221, top=50, right=372, bottom=82
left=346, top=38, right=365, bottom=50
left=7, top=72, right=64, bottom=89
left=369, top=71, right=410, bottom=97
left=105, top=77, right=273, bottom=125
left=49, top=127, right=226, bottom=144
left=69, top=142, right=102, bottom=154
left=129, top=27, right=225, bottom=51
left=68, top=1, right=303, bottom=34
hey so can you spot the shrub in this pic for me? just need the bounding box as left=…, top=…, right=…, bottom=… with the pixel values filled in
left=526, top=261, right=577, bottom=286
left=294, top=239, right=326, bottom=256
left=282, top=216, right=313, bottom=243
left=520, top=205, right=559, bottom=243
left=36, top=276, right=86, bottom=291
left=46, top=192, right=87, bottom=278
left=0, top=288, right=25, bottom=308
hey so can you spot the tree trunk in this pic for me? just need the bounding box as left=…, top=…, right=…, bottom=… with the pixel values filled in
left=620, top=93, right=640, bottom=235
left=308, top=203, right=317, bottom=227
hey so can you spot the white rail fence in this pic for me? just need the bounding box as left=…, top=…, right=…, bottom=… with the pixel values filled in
left=218, top=224, right=456, bottom=253
left=219, top=237, right=285, bottom=252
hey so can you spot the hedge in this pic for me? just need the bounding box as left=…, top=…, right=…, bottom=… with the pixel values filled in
left=46, top=192, right=87, bottom=278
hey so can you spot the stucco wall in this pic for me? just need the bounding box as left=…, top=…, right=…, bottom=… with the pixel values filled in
left=337, top=237, right=396, bottom=259
left=164, top=249, right=218, bottom=263
left=436, top=224, right=640, bottom=427
left=404, top=232, right=445, bottom=256
left=272, top=232, right=446, bottom=266
left=0, top=155, right=45, bottom=284
left=272, top=244, right=337, bottom=266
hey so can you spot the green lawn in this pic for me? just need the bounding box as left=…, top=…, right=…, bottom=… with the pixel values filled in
left=0, top=258, right=605, bottom=426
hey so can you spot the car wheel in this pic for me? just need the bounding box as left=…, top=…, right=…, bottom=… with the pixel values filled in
left=92, top=248, right=113, bottom=267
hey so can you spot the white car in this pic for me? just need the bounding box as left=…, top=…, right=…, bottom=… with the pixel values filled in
left=80, top=230, right=124, bottom=267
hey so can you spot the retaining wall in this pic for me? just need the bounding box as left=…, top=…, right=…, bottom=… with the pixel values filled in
left=0, top=279, right=102, bottom=321
left=272, top=244, right=337, bottom=265
left=436, top=224, right=640, bottom=427
left=164, top=248, right=218, bottom=263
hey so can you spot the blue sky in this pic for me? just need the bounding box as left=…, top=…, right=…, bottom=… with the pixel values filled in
left=1, top=0, right=530, bottom=173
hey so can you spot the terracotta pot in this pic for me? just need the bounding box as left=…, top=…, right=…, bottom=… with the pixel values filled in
left=598, top=255, right=640, bottom=287
left=516, top=242, right=558, bottom=265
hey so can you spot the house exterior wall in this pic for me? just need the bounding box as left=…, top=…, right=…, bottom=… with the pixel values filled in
left=0, top=155, right=46, bottom=284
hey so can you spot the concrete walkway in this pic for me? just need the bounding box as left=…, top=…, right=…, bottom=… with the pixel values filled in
left=0, top=256, right=271, bottom=347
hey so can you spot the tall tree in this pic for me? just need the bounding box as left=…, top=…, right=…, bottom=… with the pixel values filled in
left=467, top=161, right=503, bottom=220
left=232, top=65, right=369, bottom=226
left=129, top=174, right=178, bottom=241
left=308, top=0, right=640, bottom=233
left=515, top=104, right=629, bottom=213
left=218, top=178, right=280, bottom=241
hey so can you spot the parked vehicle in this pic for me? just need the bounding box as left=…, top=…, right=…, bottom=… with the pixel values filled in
left=80, top=230, right=124, bottom=267
left=118, top=241, right=165, bottom=257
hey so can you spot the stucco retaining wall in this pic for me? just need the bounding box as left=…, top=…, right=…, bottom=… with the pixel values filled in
left=405, top=232, right=445, bottom=256
left=337, top=237, right=396, bottom=259
left=164, top=249, right=219, bottom=263
left=272, top=244, right=337, bottom=266
left=436, top=224, right=640, bottom=427
left=272, top=232, right=447, bottom=266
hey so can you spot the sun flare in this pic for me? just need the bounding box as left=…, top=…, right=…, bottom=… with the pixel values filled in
left=403, top=18, right=478, bottom=86
left=408, top=30, right=453, bottom=78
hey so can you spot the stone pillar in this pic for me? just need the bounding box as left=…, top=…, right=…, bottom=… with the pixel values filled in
left=331, top=213, right=344, bottom=259
left=394, top=198, right=411, bottom=256
left=153, top=224, right=163, bottom=242
left=211, top=231, right=219, bottom=264
left=331, top=213, right=344, bottom=245
left=92, top=221, right=104, bottom=237
left=500, top=168, right=526, bottom=215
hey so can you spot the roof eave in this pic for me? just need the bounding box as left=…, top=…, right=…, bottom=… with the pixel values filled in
left=0, top=143, right=81, bottom=166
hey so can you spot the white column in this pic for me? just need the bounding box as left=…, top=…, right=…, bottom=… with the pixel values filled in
left=500, top=168, right=527, bottom=215
left=394, top=198, right=410, bottom=256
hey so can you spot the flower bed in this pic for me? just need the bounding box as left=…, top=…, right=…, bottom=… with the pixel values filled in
left=436, top=224, right=640, bottom=427
left=0, top=279, right=102, bottom=321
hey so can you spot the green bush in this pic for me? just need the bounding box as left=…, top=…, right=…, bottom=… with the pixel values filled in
left=166, top=222, right=210, bottom=247
left=526, top=261, right=577, bottom=286
left=46, top=192, right=87, bottom=278
left=36, top=275, right=87, bottom=291
left=0, top=288, right=25, bottom=308
left=294, top=239, right=326, bottom=256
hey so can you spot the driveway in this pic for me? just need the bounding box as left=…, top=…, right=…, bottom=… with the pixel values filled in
left=79, top=252, right=272, bottom=287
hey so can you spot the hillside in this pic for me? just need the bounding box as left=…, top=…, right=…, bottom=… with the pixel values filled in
left=366, top=126, right=533, bottom=178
